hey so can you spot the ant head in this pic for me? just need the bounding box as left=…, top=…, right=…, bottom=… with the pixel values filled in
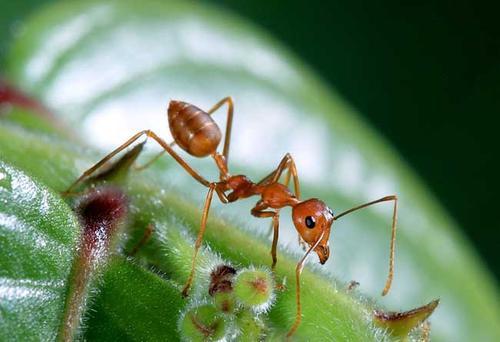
left=292, top=199, right=334, bottom=264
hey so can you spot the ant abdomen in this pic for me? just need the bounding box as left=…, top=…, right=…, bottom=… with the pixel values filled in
left=168, top=100, right=222, bottom=157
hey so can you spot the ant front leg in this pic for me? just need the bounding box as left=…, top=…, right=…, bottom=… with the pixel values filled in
left=286, top=231, right=325, bottom=339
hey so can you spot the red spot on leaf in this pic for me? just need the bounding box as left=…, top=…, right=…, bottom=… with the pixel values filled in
left=0, top=79, right=50, bottom=115
left=77, top=187, right=128, bottom=262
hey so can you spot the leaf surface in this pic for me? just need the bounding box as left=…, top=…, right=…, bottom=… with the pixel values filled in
left=3, top=0, right=500, bottom=340
left=0, top=161, right=79, bottom=341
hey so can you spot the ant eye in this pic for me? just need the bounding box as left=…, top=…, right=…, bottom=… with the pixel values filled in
left=305, top=216, right=316, bottom=229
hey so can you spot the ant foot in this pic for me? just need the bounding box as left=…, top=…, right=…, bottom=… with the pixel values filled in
left=61, top=188, right=84, bottom=198
left=60, top=190, right=75, bottom=197
left=181, top=286, right=190, bottom=298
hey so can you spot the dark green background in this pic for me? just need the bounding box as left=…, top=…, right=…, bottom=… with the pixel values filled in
left=1, top=0, right=498, bottom=280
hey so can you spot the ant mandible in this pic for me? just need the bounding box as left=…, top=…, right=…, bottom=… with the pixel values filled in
left=65, top=97, right=398, bottom=338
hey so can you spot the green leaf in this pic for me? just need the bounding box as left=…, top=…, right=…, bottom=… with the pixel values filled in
left=0, top=160, right=79, bottom=341
left=85, top=257, right=184, bottom=341
left=0, top=151, right=188, bottom=341
left=3, top=0, right=500, bottom=340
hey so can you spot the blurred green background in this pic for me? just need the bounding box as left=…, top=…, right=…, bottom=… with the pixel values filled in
left=1, top=0, right=498, bottom=283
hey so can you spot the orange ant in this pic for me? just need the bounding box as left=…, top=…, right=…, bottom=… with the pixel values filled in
left=65, top=97, right=398, bottom=338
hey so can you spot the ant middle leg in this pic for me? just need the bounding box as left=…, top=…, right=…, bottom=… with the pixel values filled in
left=258, top=153, right=304, bottom=245
left=64, top=130, right=210, bottom=195
left=182, top=183, right=217, bottom=297
left=251, top=201, right=280, bottom=270
left=251, top=201, right=287, bottom=290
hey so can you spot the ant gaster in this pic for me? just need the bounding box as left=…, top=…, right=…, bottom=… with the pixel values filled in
left=65, top=97, right=398, bottom=338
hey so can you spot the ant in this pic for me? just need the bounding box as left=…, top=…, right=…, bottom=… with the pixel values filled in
left=65, top=97, right=398, bottom=338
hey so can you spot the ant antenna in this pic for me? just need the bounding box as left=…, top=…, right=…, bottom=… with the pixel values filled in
left=334, top=195, right=398, bottom=296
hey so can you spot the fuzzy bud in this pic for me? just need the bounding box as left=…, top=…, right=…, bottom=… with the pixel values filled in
left=214, top=291, right=235, bottom=314
left=233, top=268, right=274, bottom=310
left=236, top=310, right=266, bottom=341
left=180, top=304, right=226, bottom=341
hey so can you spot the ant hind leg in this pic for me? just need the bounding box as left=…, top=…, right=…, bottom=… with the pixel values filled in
left=132, top=140, right=176, bottom=171
left=64, top=130, right=211, bottom=195
left=205, top=97, right=234, bottom=162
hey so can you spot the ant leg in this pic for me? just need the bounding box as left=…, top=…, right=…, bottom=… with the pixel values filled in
left=275, top=161, right=308, bottom=250
left=275, top=165, right=306, bottom=249
left=286, top=231, right=325, bottom=339
left=257, top=153, right=301, bottom=198
left=214, top=184, right=229, bottom=204
left=64, top=131, right=147, bottom=195
left=258, top=154, right=302, bottom=242
left=182, top=183, right=216, bottom=297
left=251, top=202, right=286, bottom=290
left=251, top=202, right=279, bottom=270
left=272, top=153, right=300, bottom=198
left=205, top=97, right=234, bottom=162
left=334, top=195, right=398, bottom=296
left=132, top=141, right=175, bottom=171
left=63, top=140, right=146, bottom=197
left=270, top=214, right=280, bottom=271
left=64, top=130, right=210, bottom=195
left=140, top=131, right=212, bottom=186
left=279, top=165, right=306, bottom=250
left=137, top=97, right=234, bottom=173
